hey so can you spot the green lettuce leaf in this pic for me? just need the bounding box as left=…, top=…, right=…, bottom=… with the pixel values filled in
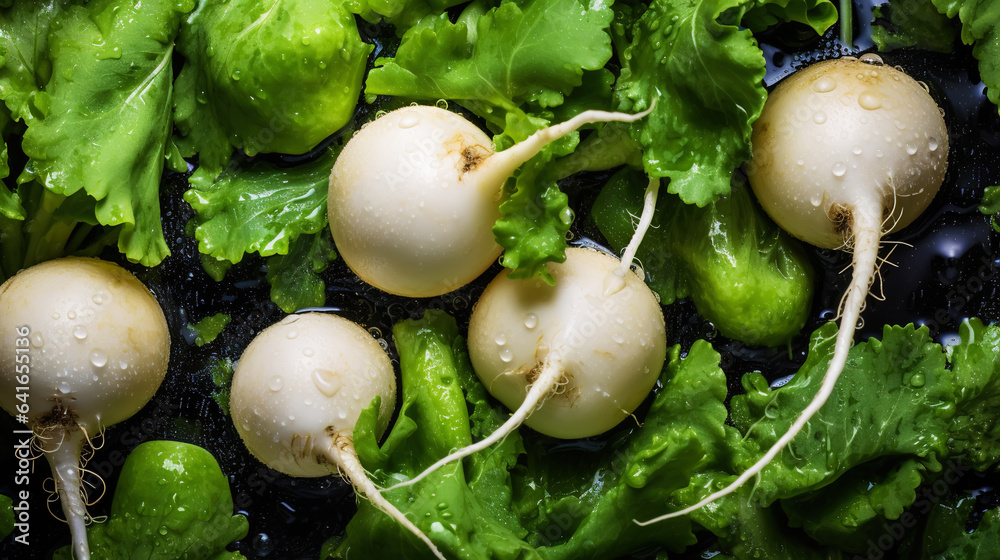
left=174, top=0, right=371, bottom=187
left=367, top=0, right=613, bottom=127
left=943, top=318, right=1000, bottom=469
left=53, top=441, right=247, bottom=560
left=736, top=0, right=838, bottom=34
left=265, top=230, right=337, bottom=313
left=732, top=323, right=953, bottom=505
left=872, top=0, right=958, bottom=52
left=614, top=0, right=768, bottom=207
left=0, top=0, right=65, bottom=124
left=932, top=0, right=1000, bottom=112
left=184, top=150, right=334, bottom=266
left=18, top=0, right=191, bottom=267
left=591, top=167, right=814, bottom=346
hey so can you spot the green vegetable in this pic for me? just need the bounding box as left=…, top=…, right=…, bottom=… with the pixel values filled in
left=615, top=0, right=788, bottom=206
left=871, top=0, right=958, bottom=52
left=264, top=229, right=337, bottom=312
left=933, top=0, right=1000, bottom=113
left=53, top=440, right=247, bottom=560
left=592, top=167, right=814, bottom=346
left=174, top=0, right=371, bottom=187
left=185, top=313, right=232, bottom=347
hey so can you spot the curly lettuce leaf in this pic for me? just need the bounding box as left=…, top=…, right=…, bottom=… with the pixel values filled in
left=615, top=0, right=768, bottom=207
left=184, top=151, right=334, bottom=265
left=872, top=0, right=958, bottom=52
left=732, top=323, right=953, bottom=505
left=592, top=167, right=814, bottom=346
left=174, top=0, right=371, bottom=187
left=942, top=318, right=1000, bottom=469
left=933, top=0, right=1000, bottom=113
left=736, top=0, right=838, bottom=33
left=18, top=0, right=190, bottom=267
left=330, top=310, right=534, bottom=559
left=366, top=0, right=614, bottom=129
left=265, top=230, right=337, bottom=313
left=0, top=0, right=65, bottom=124
left=53, top=441, right=247, bottom=560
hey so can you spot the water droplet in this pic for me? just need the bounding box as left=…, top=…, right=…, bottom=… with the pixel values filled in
left=499, top=348, right=513, bottom=363
left=558, top=207, right=575, bottom=225
left=301, top=35, right=312, bottom=45
left=398, top=114, right=419, bottom=129
left=312, top=369, right=341, bottom=397
left=611, top=331, right=625, bottom=344
left=859, top=53, right=884, bottom=65
left=852, top=145, right=863, bottom=155
left=906, top=144, right=918, bottom=155
left=811, top=76, right=836, bottom=93
left=30, top=332, right=44, bottom=348
left=286, top=330, right=298, bottom=339
left=58, top=382, right=71, bottom=394
left=910, top=374, right=925, bottom=387
left=812, top=111, right=827, bottom=124
left=231, top=70, right=241, bottom=81
left=858, top=91, right=882, bottom=110
left=832, top=162, right=847, bottom=177
left=67, top=310, right=77, bottom=320
left=269, top=376, right=283, bottom=392
left=796, top=159, right=804, bottom=166
left=435, top=99, right=449, bottom=109
left=810, top=194, right=822, bottom=207
left=73, top=325, right=88, bottom=340
left=52, top=312, right=60, bottom=320
left=894, top=120, right=907, bottom=130
left=929, top=137, right=939, bottom=151
left=524, top=313, right=538, bottom=329
left=494, top=333, right=506, bottom=346
left=302, top=347, right=315, bottom=357
left=90, top=350, right=108, bottom=368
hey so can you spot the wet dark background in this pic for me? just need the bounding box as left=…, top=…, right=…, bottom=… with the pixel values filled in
left=2, top=0, right=1000, bottom=558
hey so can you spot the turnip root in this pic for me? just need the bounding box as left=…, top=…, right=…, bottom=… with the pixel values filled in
left=388, top=241, right=667, bottom=490
left=228, top=312, right=445, bottom=560
left=328, top=105, right=651, bottom=298
left=638, top=55, right=948, bottom=523
left=0, top=257, right=171, bottom=559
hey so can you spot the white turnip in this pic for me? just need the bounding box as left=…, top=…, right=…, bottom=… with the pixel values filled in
left=0, top=257, right=171, bottom=559
left=389, top=241, right=667, bottom=490
left=228, top=312, right=445, bottom=560
left=638, top=54, right=949, bottom=523
left=328, top=105, right=651, bottom=298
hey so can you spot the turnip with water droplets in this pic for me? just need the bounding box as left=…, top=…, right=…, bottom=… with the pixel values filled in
left=638, top=54, right=949, bottom=524
left=0, top=257, right=171, bottom=560
left=229, top=312, right=446, bottom=560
